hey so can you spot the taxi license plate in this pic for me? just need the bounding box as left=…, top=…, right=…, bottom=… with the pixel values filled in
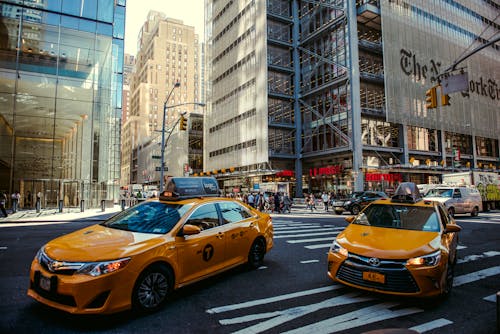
left=362, top=271, right=385, bottom=284
left=39, top=274, right=51, bottom=291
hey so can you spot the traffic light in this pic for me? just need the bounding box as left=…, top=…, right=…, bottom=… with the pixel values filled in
left=179, top=116, right=188, bottom=131
left=441, top=93, right=451, bottom=106
left=425, top=86, right=437, bottom=109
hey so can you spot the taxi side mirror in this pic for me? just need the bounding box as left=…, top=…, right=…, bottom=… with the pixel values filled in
left=181, top=224, right=201, bottom=236
left=345, top=216, right=356, bottom=224
left=445, top=224, right=461, bottom=233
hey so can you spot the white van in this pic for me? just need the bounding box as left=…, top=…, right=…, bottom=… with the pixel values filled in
left=424, top=186, right=482, bottom=217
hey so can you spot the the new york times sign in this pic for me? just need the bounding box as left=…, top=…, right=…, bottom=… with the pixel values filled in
left=400, top=48, right=500, bottom=101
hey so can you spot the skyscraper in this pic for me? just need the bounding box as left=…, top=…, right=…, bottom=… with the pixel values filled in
left=204, top=0, right=499, bottom=197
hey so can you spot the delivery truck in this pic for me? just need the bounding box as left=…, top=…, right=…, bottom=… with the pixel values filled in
left=442, top=171, right=500, bottom=210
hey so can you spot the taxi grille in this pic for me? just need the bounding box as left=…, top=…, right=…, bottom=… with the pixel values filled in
left=336, top=254, right=419, bottom=293
left=38, top=251, right=80, bottom=275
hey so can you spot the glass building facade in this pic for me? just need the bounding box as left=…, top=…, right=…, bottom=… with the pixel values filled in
left=0, top=0, right=124, bottom=209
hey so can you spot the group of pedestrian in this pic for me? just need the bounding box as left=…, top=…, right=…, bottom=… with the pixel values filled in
left=236, top=191, right=294, bottom=214
left=305, top=191, right=339, bottom=212
left=0, top=190, right=42, bottom=218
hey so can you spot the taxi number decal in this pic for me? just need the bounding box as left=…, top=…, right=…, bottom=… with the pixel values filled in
left=203, top=244, right=214, bottom=262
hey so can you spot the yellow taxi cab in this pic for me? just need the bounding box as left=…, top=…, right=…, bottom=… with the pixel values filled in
left=327, top=182, right=461, bottom=299
left=27, top=177, right=273, bottom=314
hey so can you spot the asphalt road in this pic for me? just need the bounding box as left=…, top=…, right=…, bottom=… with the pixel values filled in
left=0, top=210, right=499, bottom=333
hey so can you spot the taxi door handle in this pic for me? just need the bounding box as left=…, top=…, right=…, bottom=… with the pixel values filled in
left=216, top=232, right=224, bottom=239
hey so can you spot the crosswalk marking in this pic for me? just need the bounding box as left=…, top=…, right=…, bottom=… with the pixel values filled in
left=274, top=225, right=325, bottom=231
left=453, top=266, right=500, bottom=286
left=305, top=243, right=333, bottom=249
left=274, top=231, right=340, bottom=239
left=457, top=251, right=500, bottom=264
left=226, top=293, right=376, bottom=334
left=274, top=227, right=341, bottom=234
left=282, top=302, right=422, bottom=334
left=288, top=237, right=335, bottom=244
left=409, top=318, right=453, bottom=333
left=483, top=294, right=497, bottom=302
left=206, top=285, right=342, bottom=314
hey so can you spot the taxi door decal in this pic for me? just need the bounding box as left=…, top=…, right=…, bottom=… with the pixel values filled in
left=203, top=244, right=214, bottom=261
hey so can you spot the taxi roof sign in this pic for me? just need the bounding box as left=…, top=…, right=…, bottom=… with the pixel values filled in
left=391, top=182, right=422, bottom=203
left=159, top=177, right=219, bottom=201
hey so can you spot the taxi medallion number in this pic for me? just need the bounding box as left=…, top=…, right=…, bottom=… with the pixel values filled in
left=39, top=274, right=51, bottom=291
left=362, top=271, right=385, bottom=284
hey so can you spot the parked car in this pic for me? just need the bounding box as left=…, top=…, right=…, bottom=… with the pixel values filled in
left=332, top=191, right=388, bottom=215
left=424, top=186, right=482, bottom=217
left=328, top=182, right=461, bottom=299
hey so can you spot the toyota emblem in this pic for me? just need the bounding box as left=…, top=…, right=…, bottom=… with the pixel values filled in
left=48, top=260, right=63, bottom=272
left=368, top=257, right=380, bottom=267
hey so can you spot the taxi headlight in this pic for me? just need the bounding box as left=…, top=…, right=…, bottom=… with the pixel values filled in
left=330, top=240, right=348, bottom=257
left=77, top=258, right=131, bottom=277
left=407, top=250, right=441, bottom=266
left=345, top=201, right=352, bottom=206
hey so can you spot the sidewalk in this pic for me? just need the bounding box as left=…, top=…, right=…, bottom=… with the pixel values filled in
left=0, top=202, right=338, bottom=224
left=0, top=205, right=123, bottom=223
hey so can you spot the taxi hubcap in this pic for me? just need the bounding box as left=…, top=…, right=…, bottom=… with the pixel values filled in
left=138, top=272, right=169, bottom=308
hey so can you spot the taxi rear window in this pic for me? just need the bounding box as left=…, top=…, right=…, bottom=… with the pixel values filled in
left=102, top=201, right=193, bottom=234
left=354, top=204, right=440, bottom=232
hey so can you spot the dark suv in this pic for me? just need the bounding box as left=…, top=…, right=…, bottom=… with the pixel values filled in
left=332, top=191, right=388, bottom=215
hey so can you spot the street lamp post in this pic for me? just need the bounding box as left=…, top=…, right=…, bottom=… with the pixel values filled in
left=159, top=97, right=206, bottom=192
left=159, top=82, right=180, bottom=192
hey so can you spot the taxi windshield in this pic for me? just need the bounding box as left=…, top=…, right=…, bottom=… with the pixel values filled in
left=426, top=188, right=453, bottom=198
left=353, top=204, right=440, bottom=232
left=102, top=201, right=193, bottom=234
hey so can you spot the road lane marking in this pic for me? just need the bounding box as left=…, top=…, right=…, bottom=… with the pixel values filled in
left=0, top=246, right=7, bottom=250
left=453, top=266, right=500, bottom=286
left=457, top=245, right=467, bottom=250
left=225, top=292, right=374, bottom=333
left=274, top=231, right=340, bottom=239
left=457, top=251, right=500, bottom=264
left=288, top=237, right=335, bottom=244
left=409, top=318, right=453, bottom=333
left=300, top=260, right=319, bottom=264
left=282, top=302, right=422, bottom=334
left=206, top=285, right=343, bottom=314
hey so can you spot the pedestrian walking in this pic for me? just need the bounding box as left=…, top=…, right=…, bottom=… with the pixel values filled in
left=247, top=193, right=255, bottom=208
left=274, top=192, right=281, bottom=213
left=11, top=190, right=20, bottom=213
left=321, top=191, right=329, bottom=211
left=0, top=192, right=7, bottom=217
left=309, top=193, right=316, bottom=212
left=282, top=193, right=292, bottom=213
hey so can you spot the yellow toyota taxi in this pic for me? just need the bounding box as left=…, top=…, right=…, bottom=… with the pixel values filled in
left=328, top=182, right=461, bottom=299
left=28, top=177, right=273, bottom=314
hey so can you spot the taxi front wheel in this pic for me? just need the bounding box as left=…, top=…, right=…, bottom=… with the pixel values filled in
left=248, top=239, right=266, bottom=269
left=132, top=264, right=173, bottom=313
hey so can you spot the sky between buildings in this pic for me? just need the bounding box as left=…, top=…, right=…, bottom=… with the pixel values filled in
left=124, top=0, right=205, bottom=56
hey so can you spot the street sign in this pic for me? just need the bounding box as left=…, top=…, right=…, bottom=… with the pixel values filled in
left=441, top=72, right=468, bottom=94
left=155, top=167, right=168, bottom=171
left=152, top=155, right=161, bottom=159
